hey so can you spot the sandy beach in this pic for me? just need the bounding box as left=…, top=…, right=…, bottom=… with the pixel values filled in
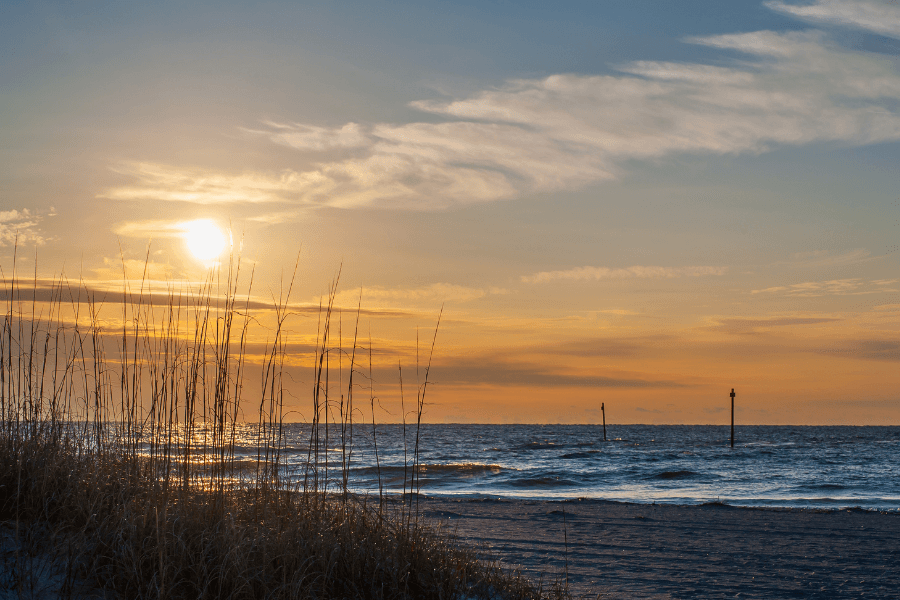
left=418, top=497, right=900, bottom=599
left=3, top=498, right=898, bottom=599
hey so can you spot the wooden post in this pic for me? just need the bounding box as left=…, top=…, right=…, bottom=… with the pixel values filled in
left=730, top=388, right=735, bottom=448
left=601, top=402, right=607, bottom=442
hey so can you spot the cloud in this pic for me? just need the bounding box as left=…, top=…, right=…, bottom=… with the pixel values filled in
left=331, top=283, right=509, bottom=306
left=766, top=0, right=900, bottom=39
left=434, top=356, right=688, bottom=388
left=819, top=338, right=900, bottom=360
left=0, top=278, right=415, bottom=319
left=92, top=257, right=176, bottom=282
left=751, top=278, right=898, bottom=296
left=245, top=209, right=305, bottom=224
left=781, top=248, right=876, bottom=267
left=103, top=6, right=900, bottom=211
left=595, top=309, right=644, bottom=316
left=712, top=316, right=842, bottom=334
left=115, top=218, right=221, bottom=239
left=0, top=208, right=53, bottom=247
left=542, top=335, right=674, bottom=357
left=521, top=265, right=727, bottom=284
left=103, top=162, right=307, bottom=205
left=250, top=121, right=370, bottom=151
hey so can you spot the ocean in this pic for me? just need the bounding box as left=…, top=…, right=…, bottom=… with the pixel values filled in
left=229, top=424, right=900, bottom=510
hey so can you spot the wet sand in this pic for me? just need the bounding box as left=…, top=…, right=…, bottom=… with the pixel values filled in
left=418, top=497, right=900, bottom=599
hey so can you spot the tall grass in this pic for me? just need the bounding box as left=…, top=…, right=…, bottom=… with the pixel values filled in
left=0, top=246, right=569, bottom=600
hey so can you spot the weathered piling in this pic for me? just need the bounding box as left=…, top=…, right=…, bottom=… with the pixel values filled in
left=730, top=388, right=736, bottom=448
left=601, top=402, right=607, bottom=442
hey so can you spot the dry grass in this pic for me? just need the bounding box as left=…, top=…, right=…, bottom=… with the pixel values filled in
left=0, top=247, right=570, bottom=600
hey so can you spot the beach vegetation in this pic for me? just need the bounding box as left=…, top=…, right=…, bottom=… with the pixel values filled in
left=0, top=246, right=571, bottom=600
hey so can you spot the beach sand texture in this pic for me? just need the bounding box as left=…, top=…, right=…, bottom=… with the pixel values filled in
left=420, top=497, right=900, bottom=599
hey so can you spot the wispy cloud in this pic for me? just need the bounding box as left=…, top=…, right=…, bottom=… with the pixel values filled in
left=434, top=356, right=689, bottom=388
left=245, top=209, right=305, bottom=224
left=712, top=316, right=842, bottom=334
left=115, top=218, right=231, bottom=241
left=331, top=283, right=509, bottom=306
left=91, top=257, right=176, bottom=282
left=818, top=338, right=900, bottom=361
left=0, top=208, right=54, bottom=247
left=0, top=278, right=415, bottom=320
left=521, top=265, right=727, bottom=284
left=780, top=248, right=876, bottom=267
left=766, top=0, right=900, bottom=39
left=249, top=121, right=370, bottom=151
left=541, top=335, right=673, bottom=357
left=103, top=3, right=900, bottom=212
left=104, top=163, right=307, bottom=205
left=751, top=278, right=898, bottom=296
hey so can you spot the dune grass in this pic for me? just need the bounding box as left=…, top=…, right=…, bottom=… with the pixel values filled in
left=0, top=248, right=570, bottom=600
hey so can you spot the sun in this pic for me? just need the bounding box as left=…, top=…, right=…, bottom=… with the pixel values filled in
left=182, top=219, right=228, bottom=261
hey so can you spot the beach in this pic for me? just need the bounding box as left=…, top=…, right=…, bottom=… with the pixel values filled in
left=419, top=496, right=900, bottom=599
left=3, top=497, right=898, bottom=599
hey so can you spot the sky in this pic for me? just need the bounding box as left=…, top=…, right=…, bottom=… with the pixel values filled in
left=3, top=0, right=900, bottom=424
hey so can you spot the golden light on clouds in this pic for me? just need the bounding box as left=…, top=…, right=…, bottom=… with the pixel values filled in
left=6, top=0, right=900, bottom=425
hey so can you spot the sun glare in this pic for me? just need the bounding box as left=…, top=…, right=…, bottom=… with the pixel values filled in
left=182, top=219, right=228, bottom=261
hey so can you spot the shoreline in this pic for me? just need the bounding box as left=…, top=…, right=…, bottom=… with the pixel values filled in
left=416, top=495, right=900, bottom=599
left=393, top=491, right=900, bottom=512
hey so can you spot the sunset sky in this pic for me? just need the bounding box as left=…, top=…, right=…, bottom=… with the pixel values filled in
left=3, top=0, right=900, bottom=424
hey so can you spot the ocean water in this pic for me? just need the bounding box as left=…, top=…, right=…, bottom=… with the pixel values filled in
left=240, top=424, right=900, bottom=509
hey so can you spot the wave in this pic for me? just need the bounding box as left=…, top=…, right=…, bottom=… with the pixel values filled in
left=801, top=483, right=847, bottom=491
left=560, top=451, right=600, bottom=459
left=515, top=441, right=598, bottom=451
left=420, top=463, right=504, bottom=474
left=509, top=476, right=577, bottom=488
left=354, top=463, right=504, bottom=477
left=517, top=441, right=561, bottom=450
left=650, top=470, right=699, bottom=480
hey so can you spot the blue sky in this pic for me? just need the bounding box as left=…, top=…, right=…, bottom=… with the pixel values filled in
left=3, top=1, right=900, bottom=423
